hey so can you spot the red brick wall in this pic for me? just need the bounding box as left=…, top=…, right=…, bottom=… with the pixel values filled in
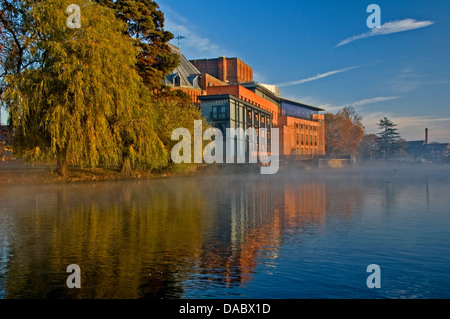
left=191, top=58, right=253, bottom=84
left=198, top=73, right=227, bottom=91
left=277, top=116, right=325, bottom=157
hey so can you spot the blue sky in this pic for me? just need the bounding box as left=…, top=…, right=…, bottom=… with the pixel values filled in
left=2, top=0, right=448, bottom=142
left=159, top=0, right=450, bottom=142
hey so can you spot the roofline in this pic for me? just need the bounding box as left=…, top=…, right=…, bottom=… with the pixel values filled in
left=240, top=81, right=325, bottom=111
left=240, top=81, right=280, bottom=99
left=198, top=94, right=273, bottom=115
left=280, top=97, right=325, bottom=112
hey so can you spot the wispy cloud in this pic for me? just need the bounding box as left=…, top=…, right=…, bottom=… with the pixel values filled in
left=388, top=66, right=450, bottom=93
left=363, top=112, right=450, bottom=142
left=336, top=19, right=434, bottom=48
left=160, top=5, right=234, bottom=59
left=275, top=64, right=364, bottom=88
left=344, top=96, right=400, bottom=107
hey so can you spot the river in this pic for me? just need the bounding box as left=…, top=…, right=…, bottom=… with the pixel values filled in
left=0, top=165, right=449, bottom=299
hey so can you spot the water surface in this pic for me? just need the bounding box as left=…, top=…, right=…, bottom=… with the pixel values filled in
left=1, top=165, right=449, bottom=299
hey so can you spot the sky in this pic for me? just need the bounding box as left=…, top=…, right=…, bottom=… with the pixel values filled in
left=1, top=0, right=448, bottom=142
left=158, top=0, right=450, bottom=142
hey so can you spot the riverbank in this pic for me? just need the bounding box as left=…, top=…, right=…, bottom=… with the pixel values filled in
left=0, top=160, right=201, bottom=185
left=1, top=158, right=449, bottom=185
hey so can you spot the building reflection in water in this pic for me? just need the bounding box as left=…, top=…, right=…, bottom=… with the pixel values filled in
left=187, top=176, right=326, bottom=289
left=0, top=174, right=328, bottom=299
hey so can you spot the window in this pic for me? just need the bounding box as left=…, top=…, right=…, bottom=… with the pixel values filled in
left=174, top=75, right=180, bottom=87
left=314, top=136, right=317, bottom=146
left=296, top=133, right=299, bottom=145
left=216, top=123, right=226, bottom=135
left=301, top=134, right=304, bottom=145
left=212, top=106, right=226, bottom=119
left=310, top=135, right=312, bottom=144
left=247, top=110, right=252, bottom=124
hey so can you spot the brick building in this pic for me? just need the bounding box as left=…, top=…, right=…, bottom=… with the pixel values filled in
left=191, top=57, right=253, bottom=85
left=199, top=82, right=325, bottom=160
left=164, top=48, right=326, bottom=159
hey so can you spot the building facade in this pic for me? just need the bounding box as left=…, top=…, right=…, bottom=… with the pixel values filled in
left=191, top=57, right=253, bottom=85
left=199, top=93, right=274, bottom=161
left=163, top=44, right=203, bottom=103
left=199, top=83, right=325, bottom=160
left=278, top=98, right=325, bottom=157
left=164, top=49, right=326, bottom=159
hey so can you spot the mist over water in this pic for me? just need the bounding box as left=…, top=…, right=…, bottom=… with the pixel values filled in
left=1, top=164, right=450, bottom=299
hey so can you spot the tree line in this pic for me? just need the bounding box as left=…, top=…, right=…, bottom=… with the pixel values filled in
left=325, top=106, right=406, bottom=161
left=0, top=0, right=205, bottom=177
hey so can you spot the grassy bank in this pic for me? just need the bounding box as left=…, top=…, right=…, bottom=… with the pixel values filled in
left=0, top=160, right=202, bottom=185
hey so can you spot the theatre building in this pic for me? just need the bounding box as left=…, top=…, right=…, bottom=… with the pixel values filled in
left=199, top=81, right=325, bottom=160
left=164, top=49, right=326, bottom=159
left=199, top=85, right=277, bottom=160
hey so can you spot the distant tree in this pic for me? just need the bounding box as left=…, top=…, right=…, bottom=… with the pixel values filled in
left=358, top=133, right=379, bottom=160
left=325, top=106, right=365, bottom=157
left=376, top=117, right=404, bottom=160
left=3, top=0, right=167, bottom=177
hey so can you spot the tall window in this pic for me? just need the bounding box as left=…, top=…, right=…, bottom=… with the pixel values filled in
left=212, top=106, right=226, bottom=119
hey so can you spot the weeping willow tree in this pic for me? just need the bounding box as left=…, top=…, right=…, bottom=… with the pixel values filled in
left=3, top=0, right=167, bottom=177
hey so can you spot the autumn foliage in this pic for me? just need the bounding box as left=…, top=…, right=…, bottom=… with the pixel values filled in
left=325, top=107, right=365, bottom=157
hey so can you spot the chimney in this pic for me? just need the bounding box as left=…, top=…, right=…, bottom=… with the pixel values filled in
left=425, top=128, right=428, bottom=145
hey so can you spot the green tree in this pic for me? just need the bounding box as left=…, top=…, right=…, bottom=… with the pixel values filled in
left=153, top=100, right=209, bottom=171
left=376, top=117, right=403, bottom=160
left=3, top=0, right=166, bottom=177
left=95, top=0, right=179, bottom=91
left=325, top=106, right=365, bottom=157
left=0, top=0, right=36, bottom=92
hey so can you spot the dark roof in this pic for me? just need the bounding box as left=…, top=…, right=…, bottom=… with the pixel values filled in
left=280, top=97, right=325, bottom=112
left=424, top=142, right=450, bottom=150
left=164, top=44, right=201, bottom=88
left=240, top=81, right=325, bottom=112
